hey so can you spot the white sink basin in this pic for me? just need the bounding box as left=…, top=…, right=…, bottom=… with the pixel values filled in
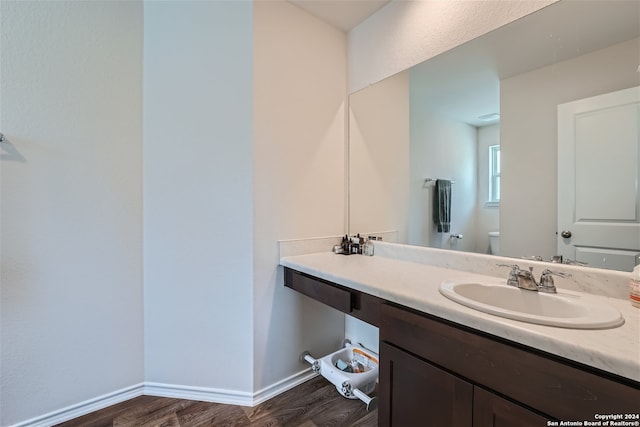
left=439, top=281, right=624, bottom=329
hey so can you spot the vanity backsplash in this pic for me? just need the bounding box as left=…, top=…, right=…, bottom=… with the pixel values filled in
left=279, top=236, right=631, bottom=301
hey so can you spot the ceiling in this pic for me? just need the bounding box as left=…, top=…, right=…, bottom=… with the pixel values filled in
left=288, top=0, right=390, bottom=32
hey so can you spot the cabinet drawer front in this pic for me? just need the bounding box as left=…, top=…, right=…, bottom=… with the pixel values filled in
left=284, top=268, right=353, bottom=313
left=381, top=303, right=640, bottom=420
left=351, top=292, right=382, bottom=326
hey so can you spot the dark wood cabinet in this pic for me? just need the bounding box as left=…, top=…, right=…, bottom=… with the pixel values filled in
left=283, top=268, right=640, bottom=427
left=473, top=387, right=548, bottom=427
left=380, top=303, right=640, bottom=426
left=379, top=341, right=473, bottom=427
left=379, top=340, right=548, bottom=427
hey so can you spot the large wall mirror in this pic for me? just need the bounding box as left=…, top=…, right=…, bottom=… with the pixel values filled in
left=349, top=0, right=640, bottom=272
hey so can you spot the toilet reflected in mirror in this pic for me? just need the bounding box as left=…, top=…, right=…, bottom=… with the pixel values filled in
left=489, top=232, right=500, bottom=256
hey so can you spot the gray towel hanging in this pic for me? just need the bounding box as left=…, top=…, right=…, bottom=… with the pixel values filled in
left=433, top=179, right=451, bottom=233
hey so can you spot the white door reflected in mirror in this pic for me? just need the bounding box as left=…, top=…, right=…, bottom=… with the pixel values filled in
left=557, top=86, right=640, bottom=272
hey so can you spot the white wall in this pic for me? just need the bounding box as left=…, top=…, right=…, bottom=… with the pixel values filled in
left=476, top=124, right=500, bottom=254
left=143, top=1, right=254, bottom=393
left=348, top=0, right=557, bottom=93
left=408, top=110, right=477, bottom=251
left=349, top=71, right=410, bottom=241
left=0, top=1, right=144, bottom=425
left=253, top=1, right=347, bottom=393
left=2, top=1, right=349, bottom=422
left=500, top=37, right=640, bottom=260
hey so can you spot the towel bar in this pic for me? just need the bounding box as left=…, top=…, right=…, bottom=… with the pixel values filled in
left=424, top=178, right=456, bottom=184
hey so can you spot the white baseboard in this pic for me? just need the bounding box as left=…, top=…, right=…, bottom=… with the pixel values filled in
left=143, top=381, right=254, bottom=407
left=252, top=369, right=317, bottom=406
left=10, top=383, right=144, bottom=427
left=144, top=368, right=317, bottom=407
left=9, top=369, right=317, bottom=427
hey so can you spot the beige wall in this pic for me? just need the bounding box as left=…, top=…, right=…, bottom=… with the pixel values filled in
left=349, top=71, right=410, bottom=241
left=253, top=0, right=348, bottom=392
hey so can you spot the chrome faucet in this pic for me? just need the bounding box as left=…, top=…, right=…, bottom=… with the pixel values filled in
left=512, top=265, right=539, bottom=291
left=498, top=264, right=571, bottom=293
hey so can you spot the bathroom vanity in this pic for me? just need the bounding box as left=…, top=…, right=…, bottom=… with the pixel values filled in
left=281, top=247, right=640, bottom=427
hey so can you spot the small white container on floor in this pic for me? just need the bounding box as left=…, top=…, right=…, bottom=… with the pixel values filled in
left=301, top=343, right=378, bottom=411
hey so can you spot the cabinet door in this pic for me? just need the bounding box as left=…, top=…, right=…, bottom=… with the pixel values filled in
left=473, top=387, right=549, bottom=427
left=379, top=342, right=473, bottom=427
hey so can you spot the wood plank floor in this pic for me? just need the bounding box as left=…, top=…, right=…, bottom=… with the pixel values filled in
left=55, top=376, right=378, bottom=427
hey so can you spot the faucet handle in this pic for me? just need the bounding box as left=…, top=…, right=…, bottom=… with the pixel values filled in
left=497, top=263, right=521, bottom=275
left=497, top=264, right=521, bottom=287
left=538, top=269, right=572, bottom=293
left=541, top=269, right=572, bottom=279
left=497, top=263, right=520, bottom=270
left=563, top=258, right=588, bottom=266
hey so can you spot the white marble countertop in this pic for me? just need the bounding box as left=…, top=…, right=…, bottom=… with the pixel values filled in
left=280, top=251, right=640, bottom=383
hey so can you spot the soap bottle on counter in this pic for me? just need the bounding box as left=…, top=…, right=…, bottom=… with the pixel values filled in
left=363, top=237, right=375, bottom=256
left=350, top=234, right=361, bottom=254
left=631, top=257, right=640, bottom=308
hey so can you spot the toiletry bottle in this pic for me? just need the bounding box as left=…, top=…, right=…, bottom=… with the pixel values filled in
left=350, top=235, right=360, bottom=254
left=339, top=235, right=350, bottom=255
left=363, top=237, right=374, bottom=256
left=631, top=257, right=640, bottom=308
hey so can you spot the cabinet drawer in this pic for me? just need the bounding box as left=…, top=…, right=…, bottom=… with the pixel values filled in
left=380, top=303, right=640, bottom=420
left=351, top=292, right=382, bottom=326
left=284, top=267, right=354, bottom=314
left=284, top=267, right=383, bottom=326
